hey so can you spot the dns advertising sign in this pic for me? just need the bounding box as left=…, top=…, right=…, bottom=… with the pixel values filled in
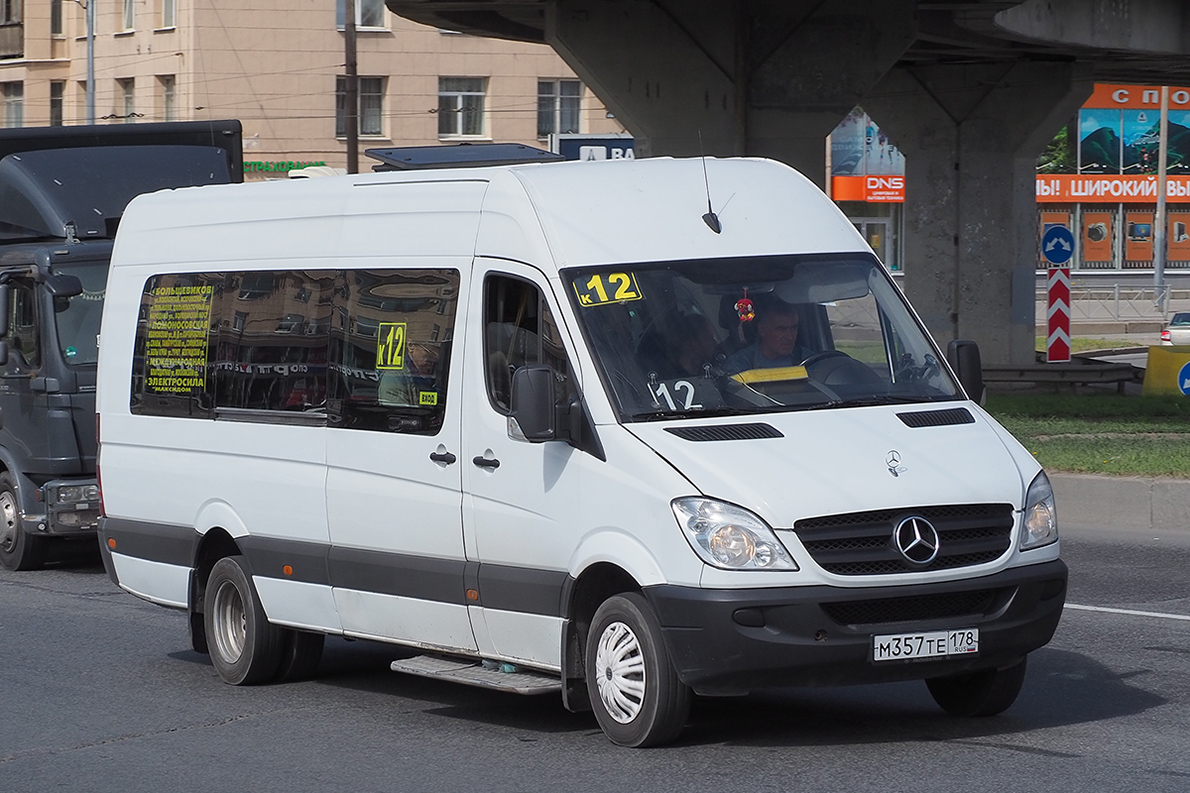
left=831, top=175, right=905, bottom=202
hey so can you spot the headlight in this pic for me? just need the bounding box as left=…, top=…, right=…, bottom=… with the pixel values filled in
left=54, top=485, right=100, bottom=504
left=1021, top=471, right=1058, bottom=550
left=671, top=498, right=797, bottom=571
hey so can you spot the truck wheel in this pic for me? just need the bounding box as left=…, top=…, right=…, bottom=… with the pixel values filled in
left=274, top=629, right=325, bottom=682
left=927, top=656, right=1028, bottom=717
left=0, top=473, right=46, bottom=571
left=585, top=593, right=691, bottom=747
left=203, top=556, right=283, bottom=685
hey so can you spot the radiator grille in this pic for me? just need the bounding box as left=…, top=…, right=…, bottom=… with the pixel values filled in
left=793, top=503, right=1014, bottom=576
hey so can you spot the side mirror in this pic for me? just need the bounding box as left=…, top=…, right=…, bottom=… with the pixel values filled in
left=0, top=340, right=7, bottom=366
left=946, top=339, right=985, bottom=404
left=44, top=274, right=83, bottom=298
left=0, top=284, right=8, bottom=336
left=508, top=365, right=557, bottom=442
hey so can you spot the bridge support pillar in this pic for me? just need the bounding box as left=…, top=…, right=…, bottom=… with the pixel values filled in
left=863, top=62, right=1092, bottom=364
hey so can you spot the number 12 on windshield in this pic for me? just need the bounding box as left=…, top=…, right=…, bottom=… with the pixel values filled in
left=573, top=272, right=643, bottom=306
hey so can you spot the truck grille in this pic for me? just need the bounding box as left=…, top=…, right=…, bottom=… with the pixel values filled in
left=820, top=589, right=1000, bottom=626
left=793, top=504, right=1014, bottom=576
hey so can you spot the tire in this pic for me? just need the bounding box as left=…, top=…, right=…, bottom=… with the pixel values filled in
left=203, top=556, right=284, bottom=685
left=0, top=472, right=46, bottom=571
left=585, top=593, right=691, bottom=747
left=274, top=629, right=325, bottom=682
left=926, top=656, right=1028, bottom=717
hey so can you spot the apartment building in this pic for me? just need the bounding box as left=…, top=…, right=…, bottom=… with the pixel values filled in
left=0, top=0, right=623, bottom=177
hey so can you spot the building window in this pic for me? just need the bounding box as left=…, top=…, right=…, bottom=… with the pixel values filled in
left=336, top=76, right=385, bottom=137
left=438, top=77, right=486, bottom=138
left=118, top=78, right=135, bottom=122
left=538, top=80, right=581, bottom=139
left=161, top=0, right=176, bottom=28
left=334, top=77, right=384, bottom=137
left=2, top=82, right=22, bottom=128
left=49, top=81, right=64, bottom=126
left=51, top=0, right=63, bottom=35
left=336, top=0, right=385, bottom=29
left=122, top=0, right=135, bottom=31
left=0, top=0, right=19, bottom=24
left=159, top=75, right=176, bottom=121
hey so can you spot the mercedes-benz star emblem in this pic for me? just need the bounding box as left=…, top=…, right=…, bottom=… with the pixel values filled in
left=893, top=516, right=940, bottom=565
left=886, top=450, right=907, bottom=477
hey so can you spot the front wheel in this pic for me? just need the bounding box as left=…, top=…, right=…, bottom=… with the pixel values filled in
left=0, top=473, right=46, bottom=571
left=203, top=556, right=284, bottom=685
left=585, top=593, right=691, bottom=747
left=926, top=656, right=1028, bottom=717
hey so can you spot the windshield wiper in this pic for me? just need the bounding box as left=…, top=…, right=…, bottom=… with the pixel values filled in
left=629, top=406, right=751, bottom=422
left=804, top=394, right=957, bottom=410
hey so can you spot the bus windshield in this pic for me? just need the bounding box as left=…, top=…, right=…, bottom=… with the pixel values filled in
left=563, top=254, right=961, bottom=422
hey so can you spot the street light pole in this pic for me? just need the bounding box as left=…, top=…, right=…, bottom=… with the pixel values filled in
left=1155, top=86, right=1169, bottom=315
left=344, top=0, right=359, bottom=174
left=86, top=0, right=95, bottom=124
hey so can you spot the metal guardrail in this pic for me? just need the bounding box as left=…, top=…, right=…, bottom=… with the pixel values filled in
left=1036, top=285, right=1190, bottom=322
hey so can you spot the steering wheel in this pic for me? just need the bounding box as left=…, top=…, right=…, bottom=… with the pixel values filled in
left=800, top=350, right=850, bottom=368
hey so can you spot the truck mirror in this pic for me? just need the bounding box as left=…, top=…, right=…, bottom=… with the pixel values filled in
left=0, top=340, right=7, bottom=366
left=44, top=274, right=83, bottom=298
left=509, top=365, right=556, bottom=442
left=0, top=284, right=8, bottom=336
left=946, top=339, right=985, bottom=404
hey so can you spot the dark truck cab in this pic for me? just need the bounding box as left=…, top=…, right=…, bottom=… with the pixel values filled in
left=0, top=121, right=243, bottom=569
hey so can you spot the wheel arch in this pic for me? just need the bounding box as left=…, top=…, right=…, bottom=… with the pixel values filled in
left=559, top=560, right=643, bottom=713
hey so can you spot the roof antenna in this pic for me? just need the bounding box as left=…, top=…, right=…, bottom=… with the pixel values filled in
left=698, top=132, right=721, bottom=234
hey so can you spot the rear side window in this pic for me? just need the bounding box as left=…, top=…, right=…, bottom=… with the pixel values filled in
left=212, top=271, right=333, bottom=413
left=327, top=269, right=459, bottom=435
left=130, top=267, right=460, bottom=435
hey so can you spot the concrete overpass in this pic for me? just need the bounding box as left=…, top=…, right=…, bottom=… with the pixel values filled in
left=385, top=0, right=1190, bottom=364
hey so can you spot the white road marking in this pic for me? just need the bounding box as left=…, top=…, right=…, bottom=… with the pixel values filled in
left=1066, top=603, right=1190, bottom=622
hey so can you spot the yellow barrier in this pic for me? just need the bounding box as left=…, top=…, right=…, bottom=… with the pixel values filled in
left=1142, top=346, right=1190, bottom=396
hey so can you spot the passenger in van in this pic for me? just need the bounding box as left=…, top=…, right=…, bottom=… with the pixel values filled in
left=377, top=342, right=438, bottom=406
left=723, top=298, right=811, bottom=374
left=670, top=313, right=719, bottom=377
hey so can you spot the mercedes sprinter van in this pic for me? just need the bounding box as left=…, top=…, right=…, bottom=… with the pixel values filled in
left=96, top=153, right=1066, bottom=747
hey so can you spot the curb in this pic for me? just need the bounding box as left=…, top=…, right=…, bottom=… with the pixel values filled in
left=1050, top=473, right=1190, bottom=534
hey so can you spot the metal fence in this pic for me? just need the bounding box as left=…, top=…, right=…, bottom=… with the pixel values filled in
left=1036, top=285, right=1189, bottom=322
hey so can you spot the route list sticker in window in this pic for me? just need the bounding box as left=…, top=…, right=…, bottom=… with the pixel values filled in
left=145, top=285, right=214, bottom=395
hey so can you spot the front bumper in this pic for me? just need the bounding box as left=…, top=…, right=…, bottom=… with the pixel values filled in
left=643, top=559, right=1067, bottom=695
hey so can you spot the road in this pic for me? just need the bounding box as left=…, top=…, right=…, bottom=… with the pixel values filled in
left=2, top=529, right=1188, bottom=793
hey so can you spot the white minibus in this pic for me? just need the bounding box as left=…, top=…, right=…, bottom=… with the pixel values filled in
left=96, top=154, right=1066, bottom=747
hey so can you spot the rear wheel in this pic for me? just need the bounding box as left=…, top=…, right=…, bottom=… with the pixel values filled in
left=585, top=593, right=691, bottom=747
left=203, top=556, right=284, bottom=685
left=926, top=656, right=1028, bottom=717
left=0, top=473, right=46, bottom=571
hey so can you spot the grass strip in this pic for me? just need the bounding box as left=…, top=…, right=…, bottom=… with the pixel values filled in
left=985, top=394, right=1190, bottom=478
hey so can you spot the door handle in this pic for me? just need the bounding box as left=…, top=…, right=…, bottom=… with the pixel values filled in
left=429, top=451, right=457, bottom=465
left=472, top=455, right=501, bottom=470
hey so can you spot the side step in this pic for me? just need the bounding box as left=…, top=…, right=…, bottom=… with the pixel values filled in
left=391, top=655, right=562, bottom=695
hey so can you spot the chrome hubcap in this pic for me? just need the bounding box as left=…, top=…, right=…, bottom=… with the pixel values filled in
left=211, top=579, right=247, bottom=664
left=0, top=491, right=18, bottom=553
left=594, top=620, right=646, bottom=724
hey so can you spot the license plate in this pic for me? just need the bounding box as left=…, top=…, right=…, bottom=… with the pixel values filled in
left=872, top=629, right=979, bottom=662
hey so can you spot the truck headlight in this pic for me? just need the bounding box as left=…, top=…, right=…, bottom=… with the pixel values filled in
left=1021, top=471, right=1058, bottom=550
left=53, top=485, right=100, bottom=505
left=671, top=498, right=797, bottom=571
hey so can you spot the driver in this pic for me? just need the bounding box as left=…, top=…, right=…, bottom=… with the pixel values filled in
left=723, top=298, right=812, bottom=373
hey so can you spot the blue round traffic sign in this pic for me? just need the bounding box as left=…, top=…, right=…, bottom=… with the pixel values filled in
left=1179, top=361, right=1190, bottom=396
left=1041, top=226, right=1075, bottom=265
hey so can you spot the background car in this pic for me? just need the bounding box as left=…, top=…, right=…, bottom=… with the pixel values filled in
left=1160, top=312, right=1190, bottom=345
